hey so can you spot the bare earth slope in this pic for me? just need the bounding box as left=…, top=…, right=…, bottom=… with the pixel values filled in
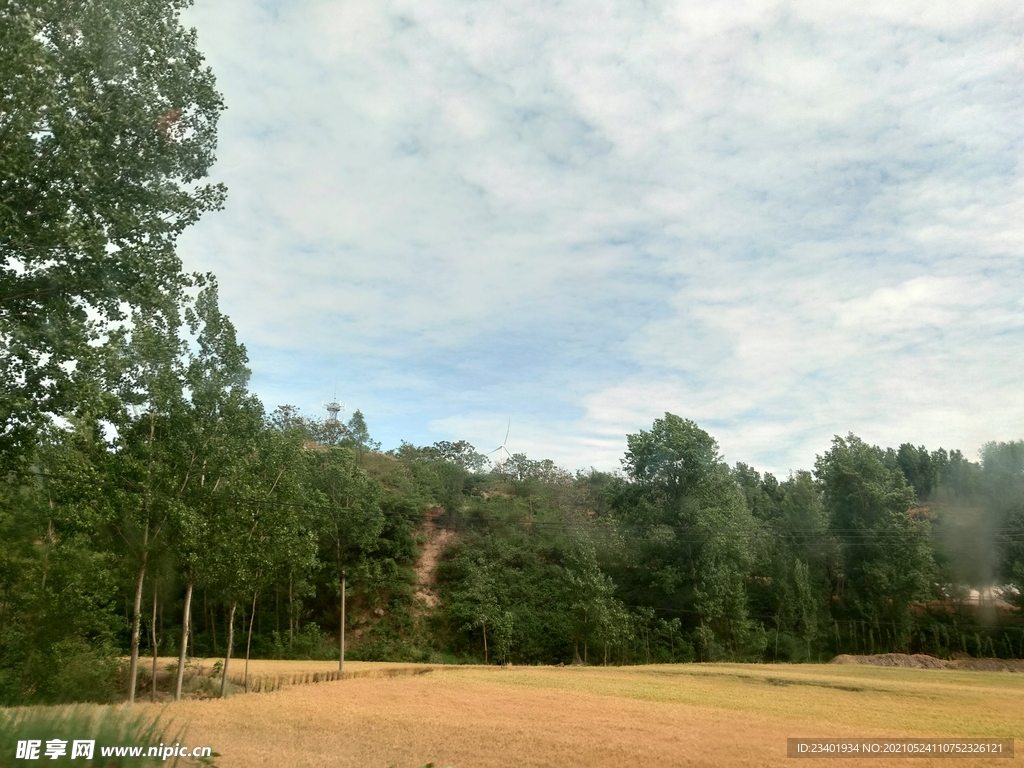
left=412, top=506, right=455, bottom=609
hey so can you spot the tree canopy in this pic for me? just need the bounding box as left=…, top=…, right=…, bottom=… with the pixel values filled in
left=1, top=0, right=225, bottom=461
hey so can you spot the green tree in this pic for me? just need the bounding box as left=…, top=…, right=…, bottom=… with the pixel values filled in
left=747, top=470, right=836, bottom=662
left=430, top=440, right=490, bottom=473
left=208, top=421, right=316, bottom=694
left=304, top=446, right=386, bottom=668
left=390, top=441, right=474, bottom=514
left=445, top=552, right=507, bottom=664
left=980, top=441, right=1024, bottom=602
left=895, top=444, right=938, bottom=501
left=928, top=448, right=988, bottom=601
left=614, top=414, right=764, bottom=660
left=102, top=299, right=191, bottom=703
left=816, top=435, right=934, bottom=650
left=563, top=540, right=622, bottom=664
left=344, top=409, right=380, bottom=457
left=0, top=421, right=124, bottom=704
left=161, top=279, right=252, bottom=700
left=1, top=0, right=225, bottom=464
left=792, top=558, right=818, bottom=660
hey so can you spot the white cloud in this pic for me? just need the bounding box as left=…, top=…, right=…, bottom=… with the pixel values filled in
left=178, top=0, right=1024, bottom=473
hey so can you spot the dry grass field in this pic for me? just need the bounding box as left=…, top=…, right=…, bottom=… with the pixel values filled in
left=119, top=660, right=1024, bottom=768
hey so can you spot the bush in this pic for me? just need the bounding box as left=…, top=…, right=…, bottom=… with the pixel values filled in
left=254, top=625, right=337, bottom=661
left=0, top=638, right=123, bottom=706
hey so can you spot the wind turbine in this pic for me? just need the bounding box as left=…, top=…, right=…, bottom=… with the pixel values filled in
left=488, top=419, right=512, bottom=471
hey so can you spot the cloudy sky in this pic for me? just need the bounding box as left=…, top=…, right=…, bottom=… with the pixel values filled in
left=177, top=0, right=1024, bottom=476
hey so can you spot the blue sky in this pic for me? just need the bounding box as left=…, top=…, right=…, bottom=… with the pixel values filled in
left=177, top=0, right=1024, bottom=475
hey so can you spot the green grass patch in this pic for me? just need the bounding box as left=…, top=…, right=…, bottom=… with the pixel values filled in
left=0, top=705, right=215, bottom=767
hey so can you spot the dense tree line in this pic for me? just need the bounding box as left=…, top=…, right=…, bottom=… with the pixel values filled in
left=425, top=419, right=1024, bottom=667
left=5, top=384, right=1024, bottom=705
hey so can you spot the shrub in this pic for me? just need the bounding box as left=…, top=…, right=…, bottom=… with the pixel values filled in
left=0, top=638, right=123, bottom=706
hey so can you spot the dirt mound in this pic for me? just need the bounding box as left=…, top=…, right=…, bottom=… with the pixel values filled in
left=953, top=657, right=1024, bottom=672
left=830, top=653, right=951, bottom=669
left=830, top=653, right=1024, bottom=672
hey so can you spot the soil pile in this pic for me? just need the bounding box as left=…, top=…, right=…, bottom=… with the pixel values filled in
left=829, top=653, right=1024, bottom=672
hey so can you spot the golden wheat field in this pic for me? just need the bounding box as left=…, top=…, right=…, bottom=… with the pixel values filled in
left=24, top=663, right=999, bottom=768
left=113, top=660, right=1024, bottom=768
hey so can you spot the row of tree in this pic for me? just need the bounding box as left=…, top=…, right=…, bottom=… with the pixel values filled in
left=0, top=0, right=416, bottom=703
left=0, top=270, right=413, bottom=703
left=427, top=418, right=1024, bottom=667
left=5, top=383, right=1024, bottom=704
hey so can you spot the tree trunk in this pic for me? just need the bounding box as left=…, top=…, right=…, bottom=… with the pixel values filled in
left=219, top=601, right=237, bottom=698
left=482, top=622, right=488, bottom=664
left=127, top=541, right=148, bottom=704
left=288, top=574, right=294, bottom=646
left=138, top=410, right=157, bottom=702
left=244, top=590, right=259, bottom=693
left=150, top=578, right=159, bottom=702
left=174, top=578, right=194, bottom=701
left=339, top=574, right=346, bottom=672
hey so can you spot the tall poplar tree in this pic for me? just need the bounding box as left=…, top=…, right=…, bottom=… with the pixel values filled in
left=1, top=0, right=225, bottom=463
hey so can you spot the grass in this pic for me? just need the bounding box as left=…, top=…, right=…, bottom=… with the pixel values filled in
left=14, top=662, right=1024, bottom=767
left=0, top=704, right=201, bottom=767
left=449, top=663, right=1024, bottom=737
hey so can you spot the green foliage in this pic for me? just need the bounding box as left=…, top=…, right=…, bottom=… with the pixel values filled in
left=895, top=444, right=939, bottom=501
left=747, top=470, right=835, bottom=662
left=0, top=705, right=200, bottom=767
left=816, top=435, right=934, bottom=648
left=0, top=0, right=225, bottom=464
left=438, top=530, right=574, bottom=664
left=256, top=625, right=337, bottom=661
left=613, top=414, right=764, bottom=660
left=388, top=440, right=491, bottom=513
left=980, top=442, right=1024, bottom=584
left=343, top=410, right=381, bottom=455
left=0, top=439, right=125, bottom=705
left=3, top=0, right=1022, bottom=718
left=345, top=605, right=432, bottom=663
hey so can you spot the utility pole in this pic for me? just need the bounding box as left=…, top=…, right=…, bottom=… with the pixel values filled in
left=339, top=571, right=346, bottom=673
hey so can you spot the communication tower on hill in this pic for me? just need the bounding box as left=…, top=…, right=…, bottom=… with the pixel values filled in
left=324, top=399, right=344, bottom=424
